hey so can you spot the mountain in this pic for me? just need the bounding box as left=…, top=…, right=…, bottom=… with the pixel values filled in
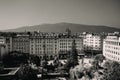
left=4, top=23, right=120, bottom=33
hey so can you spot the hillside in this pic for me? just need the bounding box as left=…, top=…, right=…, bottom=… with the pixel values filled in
left=4, top=23, right=120, bottom=33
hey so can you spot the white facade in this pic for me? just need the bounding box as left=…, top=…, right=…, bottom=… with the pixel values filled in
left=83, top=34, right=102, bottom=51
left=103, top=35, right=120, bottom=62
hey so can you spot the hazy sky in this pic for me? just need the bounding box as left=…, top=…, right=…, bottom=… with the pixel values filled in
left=0, top=0, right=120, bottom=30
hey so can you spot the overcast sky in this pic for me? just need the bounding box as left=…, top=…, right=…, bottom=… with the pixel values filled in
left=0, top=0, right=120, bottom=30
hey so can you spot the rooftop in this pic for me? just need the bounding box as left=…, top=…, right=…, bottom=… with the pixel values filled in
left=0, top=67, right=20, bottom=77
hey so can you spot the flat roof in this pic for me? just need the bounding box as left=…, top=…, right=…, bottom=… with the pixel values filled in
left=0, top=67, right=20, bottom=77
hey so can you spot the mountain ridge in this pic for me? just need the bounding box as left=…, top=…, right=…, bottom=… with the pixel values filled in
left=3, top=22, right=120, bottom=33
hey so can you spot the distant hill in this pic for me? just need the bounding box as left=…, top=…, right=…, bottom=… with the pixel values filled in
left=4, top=22, right=120, bottom=33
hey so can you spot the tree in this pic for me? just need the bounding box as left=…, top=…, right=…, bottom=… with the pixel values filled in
left=0, top=62, right=4, bottom=72
left=94, top=54, right=105, bottom=66
left=103, top=61, right=120, bottom=80
left=41, top=54, right=48, bottom=68
left=69, top=39, right=78, bottom=66
left=92, top=60, right=99, bottom=70
left=53, top=56, right=60, bottom=67
left=82, top=67, right=94, bottom=80
left=30, top=55, right=40, bottom=66
left=46, top=63, right=56, bottom=73
left=3, top=51, right=29, bottom=67
left=17, top=64, right=37, bottom=80
left=92, top=54, right=105, bottom=70
left=64, top=39, right=78, bottom=72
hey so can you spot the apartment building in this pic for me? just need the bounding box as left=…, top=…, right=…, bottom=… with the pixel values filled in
left=12, top=33, right=30, bottom=53
left=30, top=29, right=83, bottom=59
left=0, top=29, right=84, bottom=59
left=5, top=36, right=12, bottom=52
left=83, top=33, right=102, bottom=51
left=30, top=32, right=59, bottom=59
left=0, top=36, right=7, bottom=60
left=103, top=35, right=120, bottom=62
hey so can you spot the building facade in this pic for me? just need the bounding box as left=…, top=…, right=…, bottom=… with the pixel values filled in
left=0, top=36, right=8, bottom=60
left=30, top=29, right=83, bottom=59
left=58, top=35, right=83, bottom=59
left=83, top=33, right=102, bottom=51
left=30, top=32, right=59, bottom=59
left=12, top=33, right=30, bottom=53
left=103, top=35, right=120, bottom=62
left=0, top=29, right=84, bottom=59
left=5, top=36, right=12, bottom=52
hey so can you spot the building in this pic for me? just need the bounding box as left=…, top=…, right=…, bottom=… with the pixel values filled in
left=0, top=36, right=7, bottom=60
left=30, top=29, right=83, bottom=59
left=0, top=32, right=30, bottom=54
left=58, top=34, right=83, bottom=59
left=103, top=35, right=120, bottom=62
left=30, top=32, right=59, bottom=59
left=12, top=33, right=30, bottom=53
left=5, top=36, right=12, bottom=52
left=83, top=33, right=102, bottom=51
left=0, top=29, right=84, bottom=59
